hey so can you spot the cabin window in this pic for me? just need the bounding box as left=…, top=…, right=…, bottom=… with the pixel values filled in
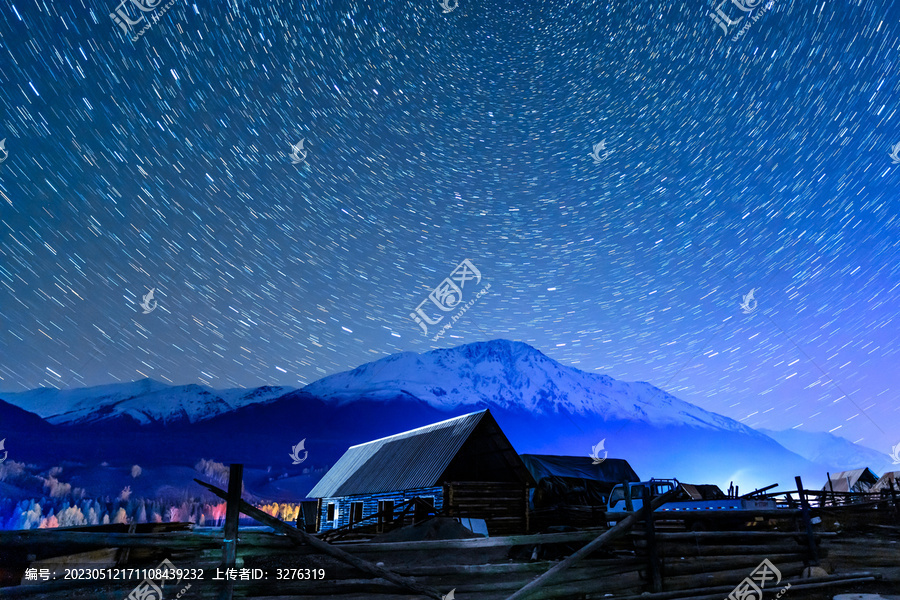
left=609, top=487, right=625, bottom=508
left=378, top=500, right=394, bottom=526
left=631, top=485, right=646, bottom=500
left=350, top=502, right=364, bottom=525
left=326, top=503, right=336, bottom=522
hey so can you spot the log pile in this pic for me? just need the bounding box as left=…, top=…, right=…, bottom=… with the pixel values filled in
left=630, top=530, right=816, bottom=593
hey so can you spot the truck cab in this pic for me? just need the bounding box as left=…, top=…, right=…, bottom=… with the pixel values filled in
left=607, top=479, right=677, bottom=514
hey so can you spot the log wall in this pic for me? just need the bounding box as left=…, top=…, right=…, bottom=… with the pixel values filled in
left=443, top=481, right=529, bottom=536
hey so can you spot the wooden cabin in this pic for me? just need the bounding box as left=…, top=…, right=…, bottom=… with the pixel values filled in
left=871, top=471, right=900, bottom=493
left=822, top=468, right=880, bottom=493
left=520, top=454, right=640, bottom=507
left=307, top=409, right=536, bottom=536
left=519, top=454, right=640, bottom=530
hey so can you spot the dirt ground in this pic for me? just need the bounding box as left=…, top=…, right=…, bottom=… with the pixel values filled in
left=788, top=572, right=900, bottom=599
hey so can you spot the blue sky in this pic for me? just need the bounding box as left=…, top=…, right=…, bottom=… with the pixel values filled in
left=0, top=0, right=897, bottom=453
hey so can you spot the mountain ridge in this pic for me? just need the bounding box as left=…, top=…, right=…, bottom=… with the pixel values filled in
left=304, top=339, right=762, bottom=437
left=0, top=339, right=881, bottom=495
left=0, top=378, right=295, bottom=425
left=759, top=427, right=895, bottom=474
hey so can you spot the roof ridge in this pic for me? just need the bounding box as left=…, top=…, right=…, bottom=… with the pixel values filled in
left=346, top=409, right=488, bottom=449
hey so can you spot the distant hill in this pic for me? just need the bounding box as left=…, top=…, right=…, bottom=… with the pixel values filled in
left=0, top=378, right=294, bottom=425
left=759, top=428, right=895, bottom=476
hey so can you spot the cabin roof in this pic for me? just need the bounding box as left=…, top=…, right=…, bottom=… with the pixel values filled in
left=821, top=467, right=880, bottom=492
left=518, top=454, right=640, bottom=484
left=872, top=471, right=900, bottom=492
left=309, top=409, right=533, bottom=498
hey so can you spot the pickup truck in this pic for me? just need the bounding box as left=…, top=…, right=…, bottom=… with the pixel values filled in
left=606, top=479, right=779, bottom=528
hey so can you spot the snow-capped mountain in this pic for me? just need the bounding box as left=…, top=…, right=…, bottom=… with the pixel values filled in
left=759, top=428, right=896, bottom=475
left=304, top=340, right=761, bottom=436
left=0, top=340, right=836, bottom=494
left=0, top=378, right=294, bottom=425
left=296, top=340, right=830, bottom=491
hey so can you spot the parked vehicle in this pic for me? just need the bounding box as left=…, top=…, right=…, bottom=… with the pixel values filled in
left=606, top=479, right=779, bottom=528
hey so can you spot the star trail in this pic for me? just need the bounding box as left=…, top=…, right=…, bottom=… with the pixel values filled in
left=0, top=0, right=897, bottom=453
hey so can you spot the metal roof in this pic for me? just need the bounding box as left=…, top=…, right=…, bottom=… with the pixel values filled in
left=821, top=467, right=880, bottom=492
left=518, top=454, right=640, bottom=484
left=309, top=410, right=491, bottom=498
left=872, top=471, right=900, bottom=493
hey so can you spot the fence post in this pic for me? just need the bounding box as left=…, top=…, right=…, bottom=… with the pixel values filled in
left=794, top=475, right=818, bottom=566
left=624, top=481, right=634, bottom=513
left=642, top=486, right=662, bottom=592
left=890, top=479, right=900, bottom=523
left=222, top=463, right=243, bottom=567
left=218, top=463, right=243, bottom=600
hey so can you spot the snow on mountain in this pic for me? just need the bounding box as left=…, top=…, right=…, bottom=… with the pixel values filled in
left=0, top=341, right=769, bottom=436
left=0, top=340, right=834, bottom=495
left=303, top=339, right=760, bottom=436
left=0, top=378, right=295, bottom=425
left=759, top=428, right=895, bottom=475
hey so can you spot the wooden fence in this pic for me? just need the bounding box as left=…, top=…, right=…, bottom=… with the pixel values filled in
left=0, top=468, right=896, bottom=600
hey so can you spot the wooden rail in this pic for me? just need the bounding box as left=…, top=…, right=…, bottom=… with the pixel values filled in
left=505, top=489, right=678, bottom=600
left=0, top=472, right=896, bottom=600
left=194, top=478, right=445, bottom=600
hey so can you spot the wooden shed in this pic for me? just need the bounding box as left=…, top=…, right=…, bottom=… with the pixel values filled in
left=822, top=468, right=880, bottom=493
left=308, top=409, right=536, bottom=536
left=519, top=454, right=640, bottom=530
left=871, top=470, right=900, bottom=493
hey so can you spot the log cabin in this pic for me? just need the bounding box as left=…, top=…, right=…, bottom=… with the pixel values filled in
left=307, top=409, right=536, bottom=536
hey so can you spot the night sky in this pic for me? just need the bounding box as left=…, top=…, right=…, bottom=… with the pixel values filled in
left=0, top=0, right=897, bottom=453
